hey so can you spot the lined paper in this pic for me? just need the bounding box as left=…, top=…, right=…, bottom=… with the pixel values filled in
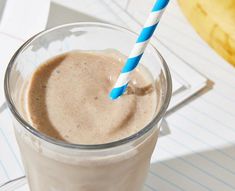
left=1, top=0, right=235, bottom=190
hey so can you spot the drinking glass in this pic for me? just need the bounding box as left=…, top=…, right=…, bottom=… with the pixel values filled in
left=4, top=22, right=172, bottom=191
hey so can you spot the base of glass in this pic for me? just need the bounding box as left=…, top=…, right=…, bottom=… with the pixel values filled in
left=1, top=176, right=153, bottom=191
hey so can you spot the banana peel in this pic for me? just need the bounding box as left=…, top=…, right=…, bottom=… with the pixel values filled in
left=178, top=0, right=235, bottom=66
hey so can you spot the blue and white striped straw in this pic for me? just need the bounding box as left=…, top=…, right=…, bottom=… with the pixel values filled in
left=109, top=0, right=170, bottom=100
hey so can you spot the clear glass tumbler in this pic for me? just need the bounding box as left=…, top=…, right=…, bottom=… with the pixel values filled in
left=4, top=22, right=172, bottom=191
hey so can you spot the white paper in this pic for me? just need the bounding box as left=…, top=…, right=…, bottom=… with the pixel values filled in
left=0, top=0, right=50, bottom=105
left=0, top=0, right=50, bottom=40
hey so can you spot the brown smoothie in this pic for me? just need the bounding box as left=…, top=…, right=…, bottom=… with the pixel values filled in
left=26, top=50, right=156, bottom=144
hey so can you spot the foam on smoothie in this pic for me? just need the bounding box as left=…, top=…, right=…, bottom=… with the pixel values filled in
left=26, top=51, right=156, bottom=144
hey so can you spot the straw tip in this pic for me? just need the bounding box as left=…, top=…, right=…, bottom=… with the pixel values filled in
left=109, top=85, right=128, bottom=100
left=109, top=91, right=120, bottom=100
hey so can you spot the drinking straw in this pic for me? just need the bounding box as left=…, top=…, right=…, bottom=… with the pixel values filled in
left=109, top=0, right=170, bottom=100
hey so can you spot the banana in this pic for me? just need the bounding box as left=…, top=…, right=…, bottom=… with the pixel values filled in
left=178, top=0, right=235, bottom=66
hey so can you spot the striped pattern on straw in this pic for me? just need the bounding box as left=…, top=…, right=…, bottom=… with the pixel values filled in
left=109, top=0, right=170, bottom=100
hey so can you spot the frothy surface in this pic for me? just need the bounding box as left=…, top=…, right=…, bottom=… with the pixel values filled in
left=27, top=51, right=156, bottom=144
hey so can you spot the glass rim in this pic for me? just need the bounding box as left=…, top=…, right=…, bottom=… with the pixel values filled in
left=4, top=22, right=172, bottom=150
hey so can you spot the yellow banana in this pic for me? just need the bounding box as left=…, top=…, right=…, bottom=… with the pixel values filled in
left=178, top=0, right=235, bottom=66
